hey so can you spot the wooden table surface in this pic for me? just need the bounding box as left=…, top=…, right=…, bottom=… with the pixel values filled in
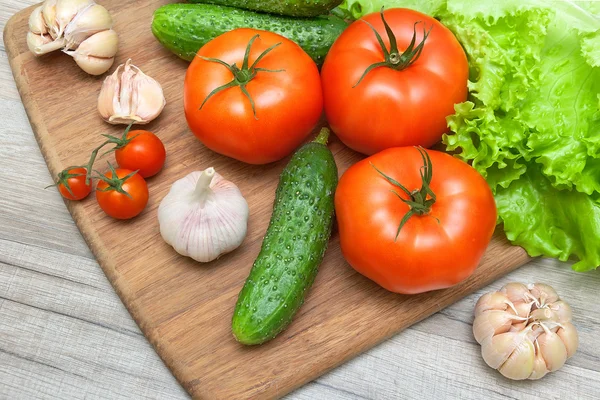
left=1, top=1, right=600, bottom=399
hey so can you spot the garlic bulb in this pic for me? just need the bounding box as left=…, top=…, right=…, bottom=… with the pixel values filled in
left=26, top=0, right=118, bottom=75
left=473, top=282, right=579, bottom=380
left=97, top=59, right=166, bottom=125
left=158, top=168, right=249, bottom=263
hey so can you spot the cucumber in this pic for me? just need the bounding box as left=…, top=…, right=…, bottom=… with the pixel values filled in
left=232, top=128, right=338, bottom=345
left=189, top=0, right=343, bottom=17
left=151, top=4, right=348, bottom=66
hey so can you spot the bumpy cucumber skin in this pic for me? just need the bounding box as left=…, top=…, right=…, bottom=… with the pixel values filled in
left=189, top=0, right=343, bottom=17
left=232, top=139, right=338, bottom=345
left=151, top=4, right=348, bottom=65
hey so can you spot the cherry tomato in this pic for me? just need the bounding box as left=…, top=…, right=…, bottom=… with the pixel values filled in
left=114, top=130, right=166, bottom=178
left=54, top=167, right=92, bottom=201
left=321, top=8, right=469, bottom=155
left=184, top=29, right=323, bottom=164
left=96, top=167, right=149, bottom=220
left=335, top=147, right=497, bottom=294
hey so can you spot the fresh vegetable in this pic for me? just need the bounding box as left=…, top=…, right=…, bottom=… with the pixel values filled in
left=151, top=4, right=348, bottom=66
left=114, top=129, right=166, bottom=178
left=335, top=147, right=496, bottom=294
left=27, top=0, right=118, bottom=75
left=232, top=128, right=338, bottom=345
left=188, top=0, right=343, bottom=17
left=158, top=167, right=249, bottom=263
left=474, top=282, right=578, bottom=380
left=184, top=29, right=323, bottom=165
left=339, top=2, right=600, bottom=271
left=95, top=164, right=149, bottom=220
left=48, top=167, right=92, bottom=201
left=321, top=8, right=468, bottom=155
left=98, top=59, right=166, bottom=125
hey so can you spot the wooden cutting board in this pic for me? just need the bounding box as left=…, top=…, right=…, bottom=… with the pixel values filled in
left=4, top=2, right=530, bottom=399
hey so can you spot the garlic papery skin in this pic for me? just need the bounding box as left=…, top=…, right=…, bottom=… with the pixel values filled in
left=26, top=0, right=117, bottom=76
left=474, top=282, right=578, bottom=380
left=158, top=168, right=249, bottom=263
left=97, top=59, right=166, bottom=124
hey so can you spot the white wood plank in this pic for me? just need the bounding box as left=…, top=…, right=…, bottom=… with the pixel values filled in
left=1, top=1, right=599, bottom=399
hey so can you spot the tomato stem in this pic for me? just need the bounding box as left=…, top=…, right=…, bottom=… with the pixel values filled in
left=371, top=147, right=437, bottom=240
left=94, top=162, right=137, bottom=199
left=354, top=8, right=433, bottom=88
left=45, top=166, right=87, bottom=197
left=198, top=35, right=284, bottom=119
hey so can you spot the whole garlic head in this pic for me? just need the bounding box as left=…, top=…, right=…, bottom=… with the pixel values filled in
left=158, top=168, right=249, bottom=263
left=98, top=59, right=166, bottom=125
left=26, top=0, right=117, bottom=76
left=474, top=282, right=578, bottom=380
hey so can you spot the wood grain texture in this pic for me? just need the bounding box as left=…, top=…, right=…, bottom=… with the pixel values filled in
left=1, top=1, right=534, bottom=399
left=5, top=1, right=598, bottom=399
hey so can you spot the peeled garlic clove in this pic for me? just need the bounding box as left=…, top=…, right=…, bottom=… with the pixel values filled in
left=29, top=6, right=47, bottom=35
left=63, top=3, right=113, bottom=49
left=474, top=291, right=512, bottom=316
left=556, top=322, right=579, bottom=358
left=55, top=0, right=93, bottom=38
left=528, top=283, right=559, bottom=306
left=498, top=336, right=535, bottom=380
left=158, top=168, right=249, bottom=263
left=98, top=59, right=166, bottom=124
left=537, top=324, right=568, bottom=372
left=501, top=282, right=531, bottom=305
left=65, top=29, right=118, bottom=75
left=473, top=310, right=526, bottom=344
left=27, top=32, right=65, bottom=55
left=529, top=341, right=549, bottom=380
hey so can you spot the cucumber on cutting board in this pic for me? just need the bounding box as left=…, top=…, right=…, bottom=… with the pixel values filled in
left=151, top=4, right=348, bottom=65
left=189, top=0, right=343, bottom=17
left=232, top=128, right=338, bottom=345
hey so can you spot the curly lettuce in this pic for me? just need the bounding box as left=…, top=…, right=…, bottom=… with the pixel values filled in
left=339, top=0, right=600, bottom=270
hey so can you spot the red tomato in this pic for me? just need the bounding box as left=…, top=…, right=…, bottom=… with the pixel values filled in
left=184, top=28, right=323, bottom=164
left=96, top=167, right=149, bottom=220
left=115, top=130, right=166, bottom=178
left=55, top=167, right=92, bottom=201
left=335, top=147, right=497, bottom=294
left=321, top=8, right=469, bottom=155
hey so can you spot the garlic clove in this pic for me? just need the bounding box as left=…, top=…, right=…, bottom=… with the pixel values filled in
left=509, top=321, right=528, bottom=332
left=158, top=168, right=249, bottom=263
left=474, top=291, right=512, bottom=316
left=131, top=65, right=166, bottom=124
left=529, top=341, right=549, bottom=380
left=42, top=0, right=58, bottom=39
left=63, top=3, right=113, bottom=50
left=98, top=59, right=166, bottom=124
left=473, top=310, right=526, bottom=344
left=498, top=337, right=535, bottom=380
left=501, top=282, right=531, bottom=305
left=537, top=324, right=568, bottom=372
left=29, top=6, right=48, bottom=35
left=98, top=63, right=121, bottom=121
left=65, top=29, right=118, bottom=75
left=27, top=32, right=66, bottom=56
left=528, top=283, right=559, bottom=306
left=55, top=0, right=93, bottom=38
left=549, top=300, right=572, bottom=324
left=510, top=300, right=534, bottom=319
left=481, top=331, right=525, bottom=369
left=530, top=307, right=554, bottom=322
left=556, top=322, right=579, bottom=358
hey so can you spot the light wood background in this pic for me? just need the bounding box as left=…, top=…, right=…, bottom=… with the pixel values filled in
left=1, top=1, right=600, bottom=399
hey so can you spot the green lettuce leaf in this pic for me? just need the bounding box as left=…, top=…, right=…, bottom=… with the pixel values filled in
left=496, top=166, right=600, bottom=271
